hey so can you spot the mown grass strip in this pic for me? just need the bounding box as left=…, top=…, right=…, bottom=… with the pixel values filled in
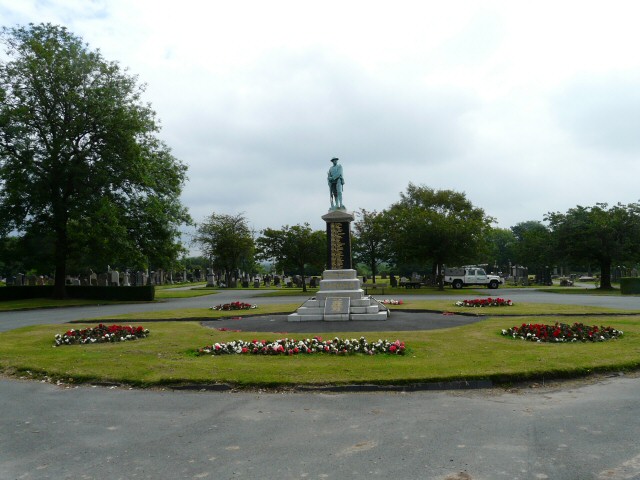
left=0, top=298, right=129, bottom=312
left=1, top=315, right=638, bottom=388
left=385, top=300, right=640, bottom=315
left=154, top=289, right=220, bottom=299
left=93, top=303, right=302, bottom=320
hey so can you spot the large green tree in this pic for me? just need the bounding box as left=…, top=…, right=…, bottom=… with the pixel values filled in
left=546, top=203, right=640, bottom=289
left=482, top=227, right=517, bottom=275
left=385, top=184, right=494, bottom=289
left=0, top=24, right=190, bottom=297
left=255, top=223, right=325, bottom=293
left=510, top=220, right=555, bottom=273
left=352, top=209, right=388, bottom=281
left=193, top=212, right=255, bottom=287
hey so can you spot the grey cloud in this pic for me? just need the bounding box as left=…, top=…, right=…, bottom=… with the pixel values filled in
left=553, top=72, right=640, bottom=153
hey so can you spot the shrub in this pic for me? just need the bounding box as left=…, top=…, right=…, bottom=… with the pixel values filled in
left=620, top=277, right=640, bottom=295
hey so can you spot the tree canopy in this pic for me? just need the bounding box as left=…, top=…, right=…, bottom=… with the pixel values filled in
left=0, top=23, right=190, bottom=296
left=510, top=220, right=554, bottom=273
left=192, top=212, right=255, bottom=287
left=255, top=223, right=325, bottom=292
left=352, top=209, right=388, bottom=281
left=546, top=202, right=640, bottom=289
left=482, top=227, right=517, bottom=274
left=385, top=184, right=494, bottom=289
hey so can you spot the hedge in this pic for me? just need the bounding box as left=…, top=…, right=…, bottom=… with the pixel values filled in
left=620, top=277, right=640, bottom=295
left=0, top=285, right=155, bottom=302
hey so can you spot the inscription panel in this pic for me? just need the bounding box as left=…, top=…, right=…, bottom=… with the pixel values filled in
left=324, top=297, right=350, bottom=315
left=326, top=220, right=352, bottom=270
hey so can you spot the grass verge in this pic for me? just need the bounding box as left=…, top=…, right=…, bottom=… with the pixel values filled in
left=154, top=289, right=219, bottom=299
left=94, top=303, right=302, bottom=320
left=0, top=298, right=130, bottom=312
left=385, top=300, right=640, bottom=315
left=1, top=316, right=639, bottom=389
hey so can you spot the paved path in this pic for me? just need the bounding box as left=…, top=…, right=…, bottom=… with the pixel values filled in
left=2, top=373, right=639, bottom=479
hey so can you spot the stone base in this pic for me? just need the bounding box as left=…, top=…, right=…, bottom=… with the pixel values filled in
left=288, top=269, right=388, bottom=322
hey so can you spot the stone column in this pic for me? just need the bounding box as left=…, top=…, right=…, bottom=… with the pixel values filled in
left=321, top=210, right=354, bottom=270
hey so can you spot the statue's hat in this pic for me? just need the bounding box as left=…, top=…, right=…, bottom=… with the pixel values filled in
left=330, top=157, right=339, bottom=162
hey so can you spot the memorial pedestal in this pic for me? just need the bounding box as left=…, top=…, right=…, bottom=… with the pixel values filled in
left=288, top=269, right=388, bottom=322
left=287, top=209, right=388, bottom=322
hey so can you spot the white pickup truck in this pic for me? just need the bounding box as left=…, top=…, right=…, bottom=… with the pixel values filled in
left=444, top=266, right=502, bottom=289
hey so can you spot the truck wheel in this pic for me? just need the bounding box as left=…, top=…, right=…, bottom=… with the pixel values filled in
left=452, top=280, right=463, bottom=289
left=489, top=280, right=499, bottom=289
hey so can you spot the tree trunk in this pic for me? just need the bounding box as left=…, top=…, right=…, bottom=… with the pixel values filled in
left=301, top=269, right=307, bottom=293
left=436, top=262, right=444, bottom=291
left=53, top=226, right=68, bottom=299
left=599, top=259, right=613, bottom=289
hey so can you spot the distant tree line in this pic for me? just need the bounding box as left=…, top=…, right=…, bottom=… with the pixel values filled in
left=188, top=184, right=640, bottom=291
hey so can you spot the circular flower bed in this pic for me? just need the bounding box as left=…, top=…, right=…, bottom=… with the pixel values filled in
left=197, top=336, right=405, bottom=356
left=54, top=324, right=150, bottom=346
left=211, top=301, right=257, bottom=311
left=381, top=299, right=403, bottom=305
left=456, top=297, right=513, bottom=307
left=502, top=322, right=623, bottom=342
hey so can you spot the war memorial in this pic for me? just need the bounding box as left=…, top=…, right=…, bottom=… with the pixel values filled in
left=288, top=157, right=388, bottom=322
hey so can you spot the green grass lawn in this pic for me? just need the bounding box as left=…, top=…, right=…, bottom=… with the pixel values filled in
left=0, top=298, right=130, bottom=311
left=154, top=288, right=219, bottom=299
left=97, top=303, right=302, bottom=320
left=537, top=287, right=635, bottom=296
left=256, top=286, right=492, bottom=297
left=386, top=299, right=640, bottom=315
left=1, top=315, right=638, bottom=388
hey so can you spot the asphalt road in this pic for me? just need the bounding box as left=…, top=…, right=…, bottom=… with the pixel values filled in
left=2, top=374, right=639, bottom=479
left=2, top=287, right=640, bottom=479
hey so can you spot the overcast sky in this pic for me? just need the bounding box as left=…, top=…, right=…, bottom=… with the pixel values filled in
left=2, top=0, right=640, bottom=255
